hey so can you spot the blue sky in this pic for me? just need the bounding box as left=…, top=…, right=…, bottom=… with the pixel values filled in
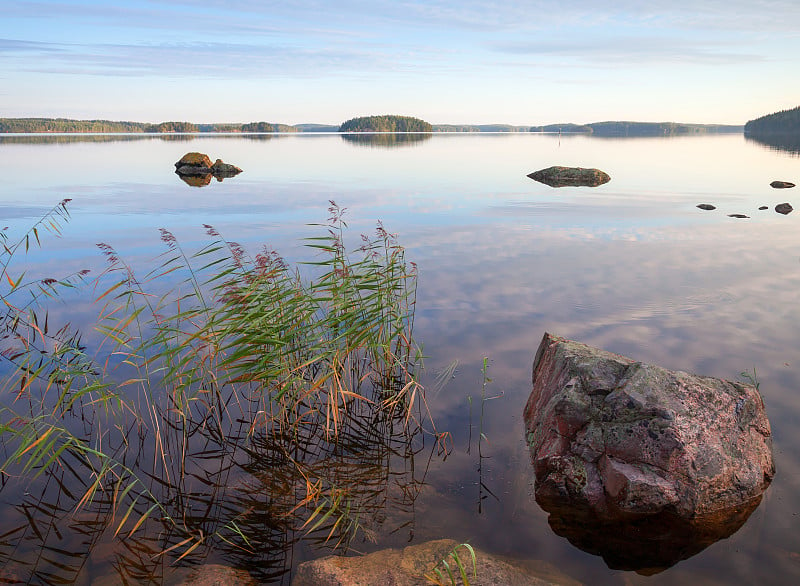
left=2, top=0, right=799, bottom=125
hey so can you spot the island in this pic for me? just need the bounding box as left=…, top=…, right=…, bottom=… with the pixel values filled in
left=338, top=115, right=432, bottom=133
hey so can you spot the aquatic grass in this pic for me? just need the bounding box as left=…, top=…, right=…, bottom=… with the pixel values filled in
left=424, top=542, right=478, bottom=586
left=0, top=200, right=441, bottom=577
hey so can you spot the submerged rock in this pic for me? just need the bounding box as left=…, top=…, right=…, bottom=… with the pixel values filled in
left=775, top=202, right=793, bottom=215
left=770, top=180, right=796, bottom=189
left=524, top=333, right=774, bottom=572
left=696, top=203, right=716, bottom=210
left=292, top=539, right=578, bottom=586
left=527, top=166, right=611, bottom=188
left=174, top=564, right=256, bottom=585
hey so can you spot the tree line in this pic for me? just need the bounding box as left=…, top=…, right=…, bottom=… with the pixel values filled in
left=0, top=118, right=300, bottom=134
left=744, top=106, right=800, bottom=135
left=0, top=118, right=145, bottom=133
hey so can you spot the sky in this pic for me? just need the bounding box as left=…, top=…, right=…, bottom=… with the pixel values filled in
left=1, top=0, right=799, bottom=126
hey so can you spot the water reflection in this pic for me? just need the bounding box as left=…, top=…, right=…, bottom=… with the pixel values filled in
left=0, top=133, right=289, bottom=146
left=2, top=133, right=800, bottom=584
left=0, top=388, right=435, bottom=583
left=745, top=133, right=800, bottom=156
left=538, top=494, right=763, bottom=575
left=0, top=133, right=158, bottom=145
left=340, top=133, right=432, bottom=148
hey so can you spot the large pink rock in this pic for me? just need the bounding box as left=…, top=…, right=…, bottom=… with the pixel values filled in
left=524, top=333, right=774, bottom=523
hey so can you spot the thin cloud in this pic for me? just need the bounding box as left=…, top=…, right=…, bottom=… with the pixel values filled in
left=0, top=38, right=64, bottom=53
left=7, top=39, right=402, bottom=78
left=160, top=0, right=800, bottom=34
left=491, top=36, right=767, bottom=66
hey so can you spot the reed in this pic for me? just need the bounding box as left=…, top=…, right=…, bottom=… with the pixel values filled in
left=0, top=200, right=440, bottom=576
left=425, top=542, right=478, bottom=586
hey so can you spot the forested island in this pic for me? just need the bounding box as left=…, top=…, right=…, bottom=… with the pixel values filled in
left=338, top=115, right=432, bottom=132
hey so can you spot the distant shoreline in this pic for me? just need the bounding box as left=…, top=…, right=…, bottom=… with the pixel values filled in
left=0, top=117, right=744, bottom=136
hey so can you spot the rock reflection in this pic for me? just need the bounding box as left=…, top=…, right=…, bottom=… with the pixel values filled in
left=179, top=173, right=213, bottom=187
left=538, top=496, right=762, bottom=574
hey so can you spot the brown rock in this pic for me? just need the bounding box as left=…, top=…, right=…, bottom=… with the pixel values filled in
left=175, top=152, right=213, bottom=170
left=696, top=204, right=716, bottom=210
left=292, top=539, right=579, bottom=586
left=770, top=180, right=796, bottom=189
left=728, top=213, right=749, bottom=218
left=527, top=166, right=611, bottom=188
left=775, top=202, right=793, bottom=215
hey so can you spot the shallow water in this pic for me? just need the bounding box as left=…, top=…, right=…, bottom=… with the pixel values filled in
left=1, top=132, right=799, bottom=584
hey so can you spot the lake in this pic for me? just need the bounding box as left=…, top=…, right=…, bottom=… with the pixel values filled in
left=0, top=132, right=799, bottom=584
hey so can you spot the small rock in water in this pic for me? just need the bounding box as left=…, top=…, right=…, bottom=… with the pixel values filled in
left=770, top=181, right=796, bottom=189
left=527, top=166, right=611, bottom=188
left=775, top=203, right=793, bottom=215
left=728, top=213, right=749, bottom=218
left=759, top=206, right=769, bottom=210
left=174, top=152, right=242, bottom=187
left=696, top=204, right=716, bottom=210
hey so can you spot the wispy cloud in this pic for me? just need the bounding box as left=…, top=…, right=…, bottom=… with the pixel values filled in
left=491, top=36, right=766, bottom=66
left=0, top=38, right=64, bottom=53
left=4, top=38, right=405, bottom=78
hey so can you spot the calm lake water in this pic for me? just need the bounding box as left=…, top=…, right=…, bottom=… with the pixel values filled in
left=1, top=132, right=799, bottom=584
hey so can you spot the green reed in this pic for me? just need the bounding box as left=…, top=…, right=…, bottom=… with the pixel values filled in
left=0, top=200, right=438, bottom=569
left=425, top=542, right=478, bottom=586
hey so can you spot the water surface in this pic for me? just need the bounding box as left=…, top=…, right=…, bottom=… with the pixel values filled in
left=1, top=132, right=799, bottom=584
